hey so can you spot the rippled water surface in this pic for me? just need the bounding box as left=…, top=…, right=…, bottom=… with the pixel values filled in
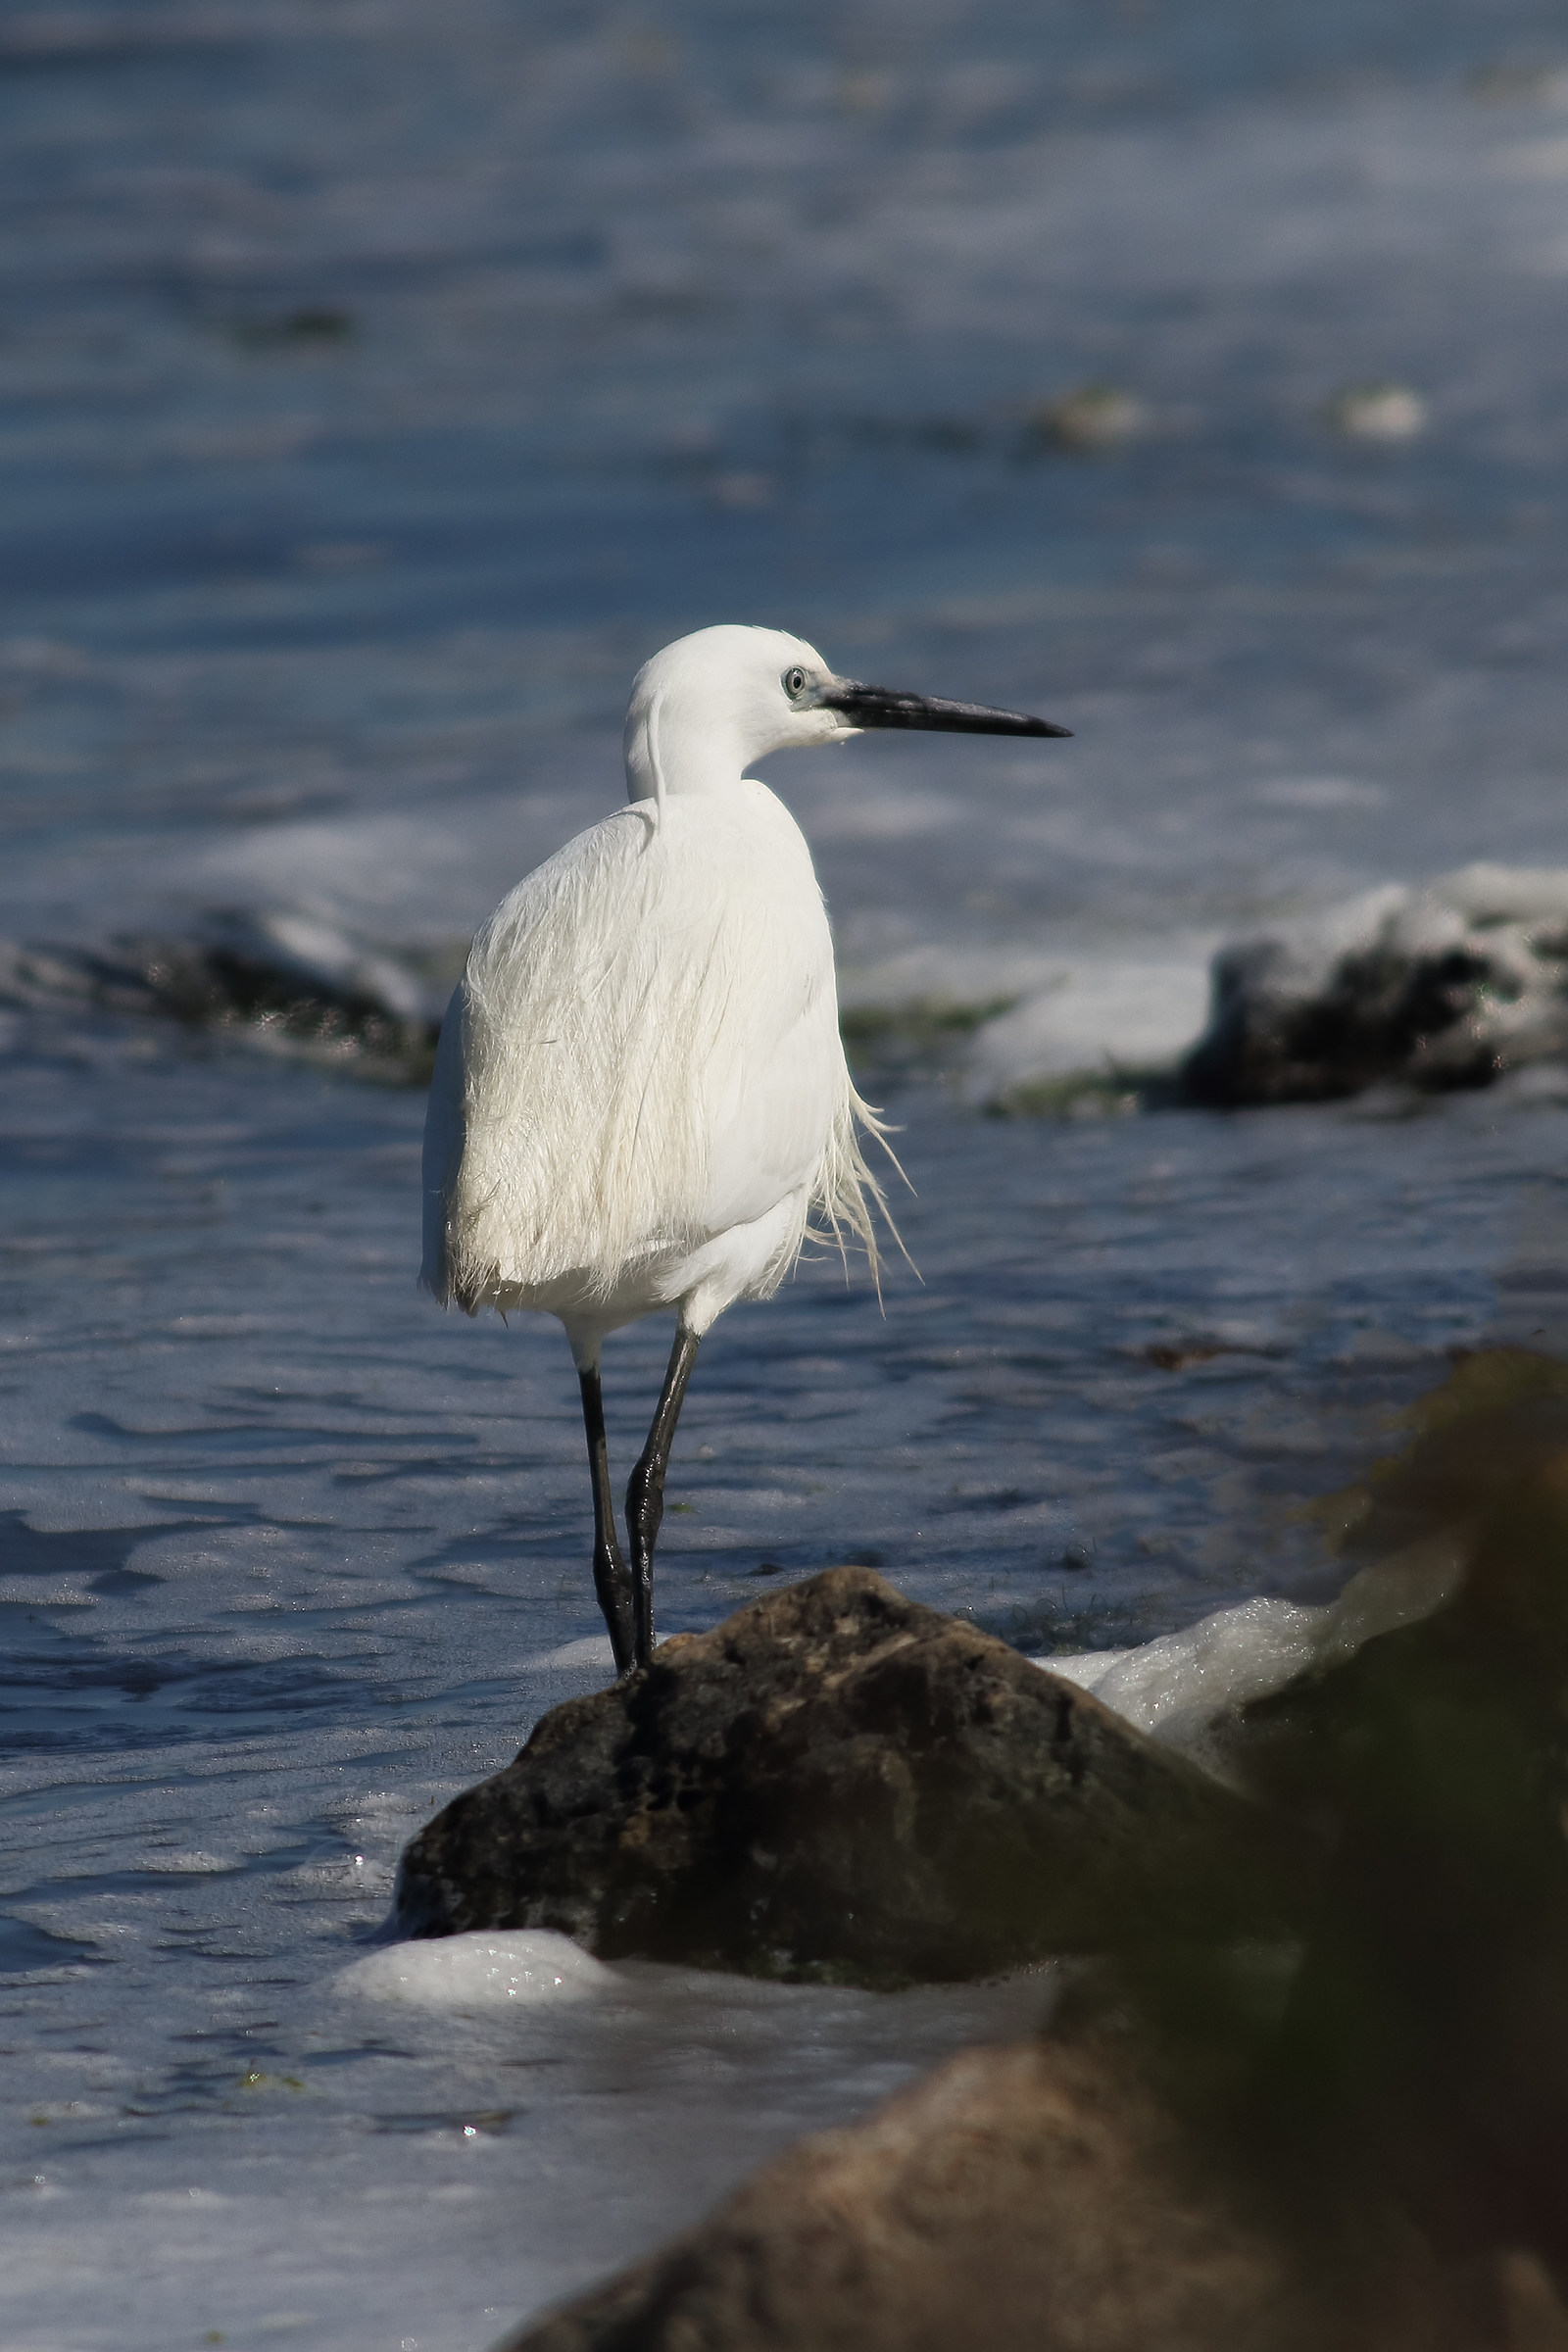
left=7, top=1, right=1568, bottom=2345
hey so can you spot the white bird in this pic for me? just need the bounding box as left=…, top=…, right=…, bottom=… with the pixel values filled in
left=421, top=624, right=1068, bottom=1675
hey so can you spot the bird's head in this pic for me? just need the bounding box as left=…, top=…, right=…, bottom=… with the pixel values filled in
left=623, top=624, right=1069, bottom=806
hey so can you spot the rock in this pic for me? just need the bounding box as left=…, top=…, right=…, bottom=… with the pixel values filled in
left=1030, top=383, right=1149, bottom=449
left=494, top=2031, right=1549, bottom=2352
left=882, top=864, right=1568, bottom=1116
left=493, top=1364, right=1568, bottom=2352
left=0, top=908, right=446, bottom=1080
left=395, top=1567, right=1298, bottom=1984
left=1324, top=381, right=1428, bottom=442
left=130, top=907, right=443, bottom=1074
left=493, top=2037, right=1292, bottom=2352
left=1181, top=865, right=1568, bottom=1105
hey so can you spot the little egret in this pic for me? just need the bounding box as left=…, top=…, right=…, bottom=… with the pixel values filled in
left=421, top=624, right=1069, bottom=1675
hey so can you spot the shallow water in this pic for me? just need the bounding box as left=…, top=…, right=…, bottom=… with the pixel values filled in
left=4, top=1036, right=1564, bottom=2349
left=7, top=1, right=1568, bottom=2345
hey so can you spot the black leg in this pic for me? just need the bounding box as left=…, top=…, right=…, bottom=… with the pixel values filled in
left=624, top=1326, right=701, bottom=1671
left=579, top=1365, right=636, bottom=1677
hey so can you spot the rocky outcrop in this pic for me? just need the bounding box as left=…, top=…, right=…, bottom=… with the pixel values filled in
left=495, top=2032, right=1565, bottom=2352
left=1181, top=864, right=1568, bottom=1106
left=493, top=1360, right=1568, bottom=2350
left=0, top=909, right=445, bottom=1078
left=396, top=1567, right=1298, bottom=1984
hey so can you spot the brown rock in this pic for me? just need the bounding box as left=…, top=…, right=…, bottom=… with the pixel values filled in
left=492, top=2033, right=1543, bottom=2352
left=397, top=1567, right=1298, bottom=1984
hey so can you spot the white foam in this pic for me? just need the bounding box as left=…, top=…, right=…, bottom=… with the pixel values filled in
left=1040, top=1535, right=1467, bottom=1774
left=965, top=952, right=1214, bottom=1102
left=526, top=1633, right=618, bottom=1671
left=334, top=1931, right=612, bottom=2012
left=1044, top=1594, right=1323, bottom=1767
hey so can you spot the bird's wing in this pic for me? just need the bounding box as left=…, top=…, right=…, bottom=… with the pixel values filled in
left=433, top=793, right=855, bottom=1310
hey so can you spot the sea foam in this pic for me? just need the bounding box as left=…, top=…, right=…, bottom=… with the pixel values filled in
left=1044, top=1532, right=1467, bottom=1776
left=335, top=1931, right=612, bottom=2011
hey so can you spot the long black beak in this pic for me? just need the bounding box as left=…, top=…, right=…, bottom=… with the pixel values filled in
left=817, top=681, right=1071, bottom=738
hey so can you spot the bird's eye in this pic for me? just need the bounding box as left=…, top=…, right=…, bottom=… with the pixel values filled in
left=783, top=667, right=808, bottom=700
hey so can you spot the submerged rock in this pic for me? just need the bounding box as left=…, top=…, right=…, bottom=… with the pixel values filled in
left=394, top=1567, right=1297, bottom=1984
left=1182, top=864, right=1568, bottom=1106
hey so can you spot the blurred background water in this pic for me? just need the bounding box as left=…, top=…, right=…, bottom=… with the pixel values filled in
left=6, top=2, right=1568, bottom=2345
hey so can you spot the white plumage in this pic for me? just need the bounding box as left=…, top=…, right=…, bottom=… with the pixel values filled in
left=421, top=773, right=884, bottom=1348
left=420, top=623, right=1066, bottom=1675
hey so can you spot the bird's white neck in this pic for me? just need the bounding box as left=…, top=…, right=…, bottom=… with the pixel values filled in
left=623, top=699, right=752, bottom=806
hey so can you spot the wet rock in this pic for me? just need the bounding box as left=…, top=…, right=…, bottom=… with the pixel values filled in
left=496, top=2032, right=1546, bottom=2352
left=1181, top=865, right=1568, bottom=1106
left=0, top=908, right=446, bottom=1080
left=394, top=1567, right=1298, bottom=1984
left=131, top=908, right=442, bottom=1073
